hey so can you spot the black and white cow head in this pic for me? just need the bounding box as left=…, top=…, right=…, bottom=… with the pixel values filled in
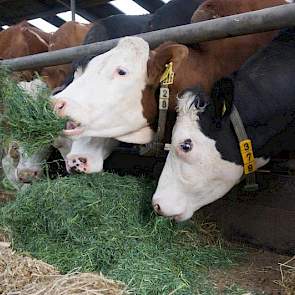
left=152, top=79, right=267, bottom=221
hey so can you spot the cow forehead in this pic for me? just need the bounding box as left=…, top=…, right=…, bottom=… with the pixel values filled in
left=87, top=37, right=149, bottom=71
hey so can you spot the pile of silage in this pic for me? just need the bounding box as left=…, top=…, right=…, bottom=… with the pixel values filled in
left=0, top=68, right=66, bottom=155
left=0, top=173, right=241, bottom=294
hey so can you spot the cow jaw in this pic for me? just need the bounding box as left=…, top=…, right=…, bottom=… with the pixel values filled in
left=53, top=36, right=151, bottom=142
left=66, top=137, right=118, bottom=173
left=152, top=92, right=243, bottom=221
left=115, top=126, right=155, bottom=144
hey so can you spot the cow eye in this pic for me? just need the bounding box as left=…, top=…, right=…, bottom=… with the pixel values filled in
left=116, top=67, right=128, bottom=76
left=9, top=143, right=20, bottom=160
left=180, top=139, right=193, bottom=153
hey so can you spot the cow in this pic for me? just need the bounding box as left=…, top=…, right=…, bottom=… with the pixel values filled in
left=84, top=14, right=151, bottom=44
left=52, top=0, right=290, bottom=143
left=66, top=137, right=118, bottom=173
left=0, top=21, right=49, bottom=81
left=41, top=21, right=92, bottom=90
left=149, top=0, right=204, bottom=31
left=1, top=79, right=71, bottom=188
left=152, top=27, right=295, bottom=221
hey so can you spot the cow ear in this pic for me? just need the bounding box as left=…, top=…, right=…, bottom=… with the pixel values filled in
left=147, top=43, right=188, bottom=85
left=191, top=2, right=221, bottom=23
left=211, top=77, right=234, bottom=120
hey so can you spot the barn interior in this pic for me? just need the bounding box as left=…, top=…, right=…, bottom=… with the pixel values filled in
left=0, top=1, right=295, bottom=294
left=0, top=0, right=166, bottom=30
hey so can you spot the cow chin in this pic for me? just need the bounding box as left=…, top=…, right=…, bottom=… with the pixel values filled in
left=116, top=126, right=155, bottom=144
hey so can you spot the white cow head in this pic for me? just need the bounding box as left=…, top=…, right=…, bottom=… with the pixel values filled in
left=1, top=79, right=53, bottom=187
left=52, top=37, right=154, bottom=144
left=66, top=137, right=118, bottom=173
left=152, top=82, right=245, bottom=222
left=2, top=142, right=52, bottom=187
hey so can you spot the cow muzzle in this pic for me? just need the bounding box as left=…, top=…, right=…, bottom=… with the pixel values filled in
left=52, top=99, right=67, bottom=117
left=17, top=168, right=42, bottom=183
left=52, top=99, right=84, bottom=137
left=152, top=199, right=188, bottom=222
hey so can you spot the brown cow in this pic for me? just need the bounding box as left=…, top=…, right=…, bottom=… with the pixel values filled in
left=0, top=21, right=50, bottom=81
left=41, top=21, right=92, bottom=89
left=52, top=0, right=291, bottom=144
left=143, top=0, right=289, bottom=134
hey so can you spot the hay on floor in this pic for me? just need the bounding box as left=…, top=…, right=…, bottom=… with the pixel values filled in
left=0, top=244, right=126, bottom=295
left=0, top=173, right=241, bottom=294
left=278, top=256, right=295, bottom=295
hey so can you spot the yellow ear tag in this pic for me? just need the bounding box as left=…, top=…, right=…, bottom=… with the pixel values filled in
left=160, top=62, right=174, bottom=85
left=239, top=139, right=256, bottom=175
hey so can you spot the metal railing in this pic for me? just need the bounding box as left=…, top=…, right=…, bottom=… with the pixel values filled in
left=0, top=4, right=295, bottom=71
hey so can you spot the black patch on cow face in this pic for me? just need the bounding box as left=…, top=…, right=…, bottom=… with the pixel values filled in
left=211, top=77, right=234, bottom=121
left=187, top=84, right=242, bottom=166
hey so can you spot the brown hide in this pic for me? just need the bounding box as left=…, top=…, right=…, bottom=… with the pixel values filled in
left=41, top=21, right=93, bottom=89
left=0, top=21, right=49, bottom=81
left=143, top=0, right=288, bottom=135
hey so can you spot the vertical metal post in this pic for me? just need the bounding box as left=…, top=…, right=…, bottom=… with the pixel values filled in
left=71, top=0, right=76, bottom=21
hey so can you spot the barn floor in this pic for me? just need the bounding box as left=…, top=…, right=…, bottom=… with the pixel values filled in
left=210, top=246, right=292, bottom=294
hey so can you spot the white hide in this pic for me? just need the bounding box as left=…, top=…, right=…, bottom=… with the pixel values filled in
left=1, top=143, right=52, bottom=187
left=52, top=37, right=154, bottom=143
left=66, top=137, right=118, bottom=173
left=152, top=92, right=245, bottom=222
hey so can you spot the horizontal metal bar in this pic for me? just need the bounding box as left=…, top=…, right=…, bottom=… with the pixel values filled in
left=1, top=4, right=295, bottom=71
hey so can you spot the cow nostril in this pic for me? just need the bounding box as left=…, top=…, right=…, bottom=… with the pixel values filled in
left=79, top=157, right=87, bottom=164
left=53, top=100, right=66, bottom=113
left=153, top=204, right=161, bottom=214
left=57, top=102, right=65, bottom=110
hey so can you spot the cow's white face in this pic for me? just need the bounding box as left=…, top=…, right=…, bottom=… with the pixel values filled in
left=2, top=142, right=51, bottom=187
left=52, top=37, right=154, bottom=144
left=66, top=137, right=118, bottom=173
left=152, top=91, right=244, bottom=222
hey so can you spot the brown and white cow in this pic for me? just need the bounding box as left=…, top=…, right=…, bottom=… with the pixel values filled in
left=0, top=21, right=50, bottom=81
left=52, top=0, right=291, bottom=143
left=41, top=21, right=92, bottom=89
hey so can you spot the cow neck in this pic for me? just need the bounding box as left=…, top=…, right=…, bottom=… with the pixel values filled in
left=142, top=47, right=219, bottom=139
left=234, top=94, right=295, bottom=159
left=200, top=94, right=295, bottom=168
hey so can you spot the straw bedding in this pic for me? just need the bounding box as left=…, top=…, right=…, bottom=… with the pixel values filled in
left=0, top=243, right=126, bottom=295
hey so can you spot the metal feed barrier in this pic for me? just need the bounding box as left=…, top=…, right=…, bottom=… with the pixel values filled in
left=0, top=4, right=295, bottom=70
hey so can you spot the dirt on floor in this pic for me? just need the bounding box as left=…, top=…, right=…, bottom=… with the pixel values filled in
left=210, top=245, right=295, bottom=295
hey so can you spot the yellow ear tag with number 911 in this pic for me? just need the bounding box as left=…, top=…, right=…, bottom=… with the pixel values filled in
left=160, top=62, right=174, bottom=85
left=239, top=139, right=256, bottom=175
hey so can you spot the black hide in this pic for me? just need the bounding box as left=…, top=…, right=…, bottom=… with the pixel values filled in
left=195, top=28, right=295, bottom=165
left=150, top=0, right=204, bottom=30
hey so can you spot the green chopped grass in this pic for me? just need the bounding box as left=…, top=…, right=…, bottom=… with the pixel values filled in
left=0, top=68, right=67, bottom=155
left=0, top=173, right=243, bottom=294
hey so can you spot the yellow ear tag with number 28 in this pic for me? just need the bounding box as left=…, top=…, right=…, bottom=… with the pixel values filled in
left=160, top=62, right=174, bottom=85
